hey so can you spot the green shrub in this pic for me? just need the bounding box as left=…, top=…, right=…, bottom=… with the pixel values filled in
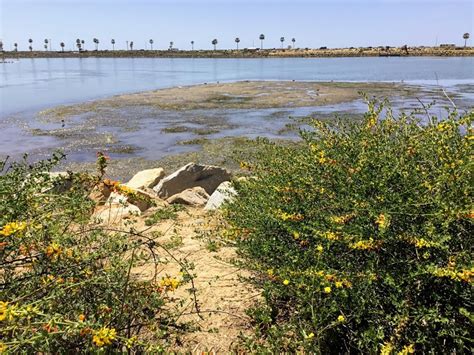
left=0, top=153, right=188, bottom=353
left=225, top=102, right=473, bottom=353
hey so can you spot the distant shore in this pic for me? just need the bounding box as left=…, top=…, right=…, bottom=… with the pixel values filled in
left=2, top=46, right=473, bottom=59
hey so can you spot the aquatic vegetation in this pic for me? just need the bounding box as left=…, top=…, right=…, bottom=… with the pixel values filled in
left=225, top=101, right=473, bottom=352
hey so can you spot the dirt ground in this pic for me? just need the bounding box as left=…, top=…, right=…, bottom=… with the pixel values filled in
left=98, top=204, right=259, bottom=351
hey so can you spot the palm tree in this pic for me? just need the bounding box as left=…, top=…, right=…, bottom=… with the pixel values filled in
left=169, top=41, right=173, bottom=50
left=149, top=39, right=154, bottom=50
left=93, top=38, right=99, bottom=51
left=292, top=38, right=296, bottom=49
left=280, top=37, right=285, bottom=49
left=60, top=42, right=65, bottom=52
left=28, top=38, right=33, bottom=51
left=44, top=39, right=49, bottom=51
left=130, top=41, right=134, bottom=50
left=111, top=39, right=115, bottom=50
left=212, top=38, right=218, bottom=50
left=235, top=37, right=240, bottom=50
left=76, top=38, right=81, bottom=51
left=191, top=40, right=194, bottom=50
left=463, top=33, right=470, bottom=47
left=0, top=41, right=3, bottom=52
left=14, top=43, right=18, bottom=52
left=259, top=34, right=265, bottom=49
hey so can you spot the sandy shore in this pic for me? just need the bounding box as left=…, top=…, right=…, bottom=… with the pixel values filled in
left=3, top=46, right=473, bottom=59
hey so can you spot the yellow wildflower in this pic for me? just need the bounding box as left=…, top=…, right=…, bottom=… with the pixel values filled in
left=350, top=238, right=380, bottom=250
left=267, top=269, right=274, bottom=276
left=316, top=245, right=324, bottom=253
left=283, top=279, right=290, bottom=286
left=0, top=342, right=7, bottom=353
left=0, top=302, right=17, bottom=322
left=125, top=336, right=137, bottom=349
left=159, top=276, right=180, bottom=291
left=0, top=302, right=8, bottom=321
left=398, top=344, right=415, bottom=355
left=305, top=332, right=315, bottom=339
left=46, top=242, right=62, bottom=259
left=92, top=327, right=117, bottom=347
left=79, top=314, right=86, bottom=322
left=292, top=231, right=300, bottom=239
left=335, top=281, right=343, bottom=288
left=319, top=231, right=339, bottom=240
left=380, top=342, right=394, bottom=355
left=330, top=214, right=353, bottom=224
left=375, top=213, right=389, bottom=230
left=0, top=221, right=27, bottom=237
left=337, top=315, right=346, bottom=322
left=324, top=286, right=332, bottom=294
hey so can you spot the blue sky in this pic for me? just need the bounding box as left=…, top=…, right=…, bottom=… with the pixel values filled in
left=1, top=0, right=472, bottom=51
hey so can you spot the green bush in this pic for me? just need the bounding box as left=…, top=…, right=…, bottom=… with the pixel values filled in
left=0, top=153, right=188, bottom=353
left=225, top=102, right=473, bottom=353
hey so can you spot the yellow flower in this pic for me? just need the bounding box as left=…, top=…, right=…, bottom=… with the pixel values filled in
left=159, top=276, right=180, bottom=291
left=350, top=238, right=380, bottom=250
left=398, top=344, right=415, bottom=355
left=0, top=342, right=7, bottom=353
left=267, top=269, right=274, bottom=276
left=125, top=336, right=137, bottom=349
left=79, top=314, right=86, bottom=322
left=375, top=214, right=389, bottom=230
left=380, top=342, right=394, bottom=355
left=283, top=279, right=290, bottom=286
left=316, top=245, right=324, bottom=253
left=0, top=221, right=27, bottom=237
left=292, top=231, right=300, bottom=239
left=305, top=332, right=315, bottom=339
left=0, top=302, right=8, bottom=321
left=324, top=286, right=332, bottom=294
left=337, top=315, right=346, bottom=322
left=335, top=281, right=343, bottom=288
left=92, top=327, right=117, bottom=347
left=46, top=242, right=62, bottom=259
left=0, top=301, right=17, bottom=322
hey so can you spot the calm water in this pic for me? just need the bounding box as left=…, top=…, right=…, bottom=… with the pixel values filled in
left=1, top=57, right=473, bottom=116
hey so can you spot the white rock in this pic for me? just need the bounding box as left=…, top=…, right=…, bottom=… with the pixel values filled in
left=204, top=181, right=237, bottom=211
left=167, top=187, right=210, bottom=206
left=125, top=168, right=165, bottom=189
left=93, top=203, right=141, bottom=224
left=154, top=163, right=231, bottom=198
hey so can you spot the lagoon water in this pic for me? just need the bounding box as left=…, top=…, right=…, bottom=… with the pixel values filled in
left=1, top=57, right=474, bottom=116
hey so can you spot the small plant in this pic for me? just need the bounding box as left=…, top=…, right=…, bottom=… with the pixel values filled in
left=0, top=152, right=189, bottom=352
left=225, top=101, right=473, bottom=352
left=145, top=205, right=184, bottom=226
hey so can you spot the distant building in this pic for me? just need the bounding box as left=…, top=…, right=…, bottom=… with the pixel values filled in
left=439, top=44, right=456, bottom=48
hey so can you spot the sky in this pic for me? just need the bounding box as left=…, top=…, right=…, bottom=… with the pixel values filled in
left=0, top=0, right=472, bottom=51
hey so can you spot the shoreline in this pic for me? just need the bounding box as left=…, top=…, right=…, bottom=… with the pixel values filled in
left=2, top=46, right=474, bottom=59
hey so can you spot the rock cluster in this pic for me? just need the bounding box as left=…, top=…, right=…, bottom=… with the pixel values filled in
left=89, top=163, right=236, bottom=223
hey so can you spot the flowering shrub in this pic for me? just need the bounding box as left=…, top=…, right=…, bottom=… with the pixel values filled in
left=225, top=103, right=473, bottom=352
left=0, top=152, right=187, bottom=352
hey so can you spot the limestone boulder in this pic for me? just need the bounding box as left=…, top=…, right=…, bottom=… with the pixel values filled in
left=167, top=187, right=210, bottom=206
left=125, top=168, right=165, bottom=190
left=204, top=181, right=237, bottom=211
left=154, top=163, right=231, bottom=198
left=92, top=203, right=141, bottom=224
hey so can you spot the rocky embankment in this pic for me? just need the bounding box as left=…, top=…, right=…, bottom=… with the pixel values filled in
left=87, top=162, right=237, bottom=224
left=4, top=46, right=473, bottom=59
